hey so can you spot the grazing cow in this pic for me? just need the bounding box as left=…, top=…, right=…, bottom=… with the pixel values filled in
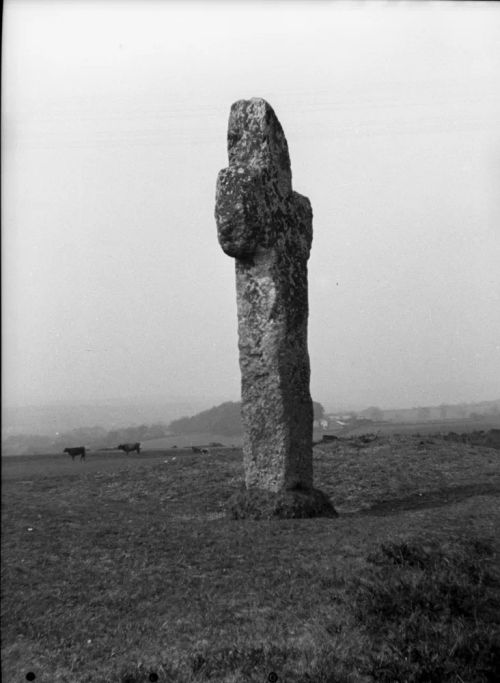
left=201, top=448, right=209, bottom=454
left=117, top=442, right=141, bottom=455
left=64, top=446, right=86, bottom=462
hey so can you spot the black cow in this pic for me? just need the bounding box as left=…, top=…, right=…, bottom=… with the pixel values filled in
left=118, top=442, right=141, bottom=455
left=64, top=446, right=86, bottom=461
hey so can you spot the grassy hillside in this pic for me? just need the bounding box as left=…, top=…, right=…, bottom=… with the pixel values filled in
left=168, top=401, right=326, bottom=438
left=2, top=435, right=499, bottom=682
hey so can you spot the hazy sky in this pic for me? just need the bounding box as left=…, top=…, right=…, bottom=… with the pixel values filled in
left=2, top=0, right=500, bottom=411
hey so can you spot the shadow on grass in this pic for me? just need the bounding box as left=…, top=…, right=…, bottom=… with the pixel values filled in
left=345, top=483, right=500, bottom=517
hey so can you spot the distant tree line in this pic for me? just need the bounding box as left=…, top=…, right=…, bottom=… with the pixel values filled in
left=3, top=400, right=327, bottom=455
left=169, top=400, right=326, bottom=436
left=2, top=401, right=327, bottom=455
left=5, top=397, right=497, bottom=455
left=365, top=401, right=500, bottom=424
left=169, top=401, right=242, bottom=436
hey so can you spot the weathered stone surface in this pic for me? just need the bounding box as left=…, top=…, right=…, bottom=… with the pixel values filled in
left=216, top=98, right=325, bottom=500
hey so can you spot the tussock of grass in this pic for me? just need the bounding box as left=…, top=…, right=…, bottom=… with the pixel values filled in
left=347, top=536, right=500, bottom=682
left=227, top=485, right=337, bottom=520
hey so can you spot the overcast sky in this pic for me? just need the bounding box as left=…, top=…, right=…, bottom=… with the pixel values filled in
left=2, top=0, right=500, bottom=411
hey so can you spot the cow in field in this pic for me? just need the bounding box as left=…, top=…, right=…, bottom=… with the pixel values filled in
left=118, top=442, right=141, bottom=455
left=64, top=446, right=86, bottom=462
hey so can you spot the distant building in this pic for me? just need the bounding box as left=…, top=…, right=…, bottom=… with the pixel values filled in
left=326, top=414, right=355, bottom=423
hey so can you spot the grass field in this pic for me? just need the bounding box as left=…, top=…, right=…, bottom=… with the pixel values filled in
left=139, top=434, right=244, bottom=451
left=2, top=435, right=500, bottom=682
left=332, top=417, right=500, bottom=438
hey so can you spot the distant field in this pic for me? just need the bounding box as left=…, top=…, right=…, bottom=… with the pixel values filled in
left=140, top=420, right=500, bottom=450
left=2, top=436, right=499, bottom=682
left=142, top=431, right=325, bottom=450
left=1, top=448, right=204, bottom=477
left=141, top=432, right=243, bottom=450
left=338, top=416, right=500, bottom=437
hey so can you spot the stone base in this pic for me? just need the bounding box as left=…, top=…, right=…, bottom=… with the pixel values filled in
left=226, top=485, right=337, bottom=520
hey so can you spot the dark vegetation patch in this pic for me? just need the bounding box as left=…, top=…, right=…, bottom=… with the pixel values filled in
left=2, top=435, right=500, bottom=681
left=347, top=536, right=500, bottom=682
left=443, top=428, right=500, bottom=450
left=227, top=485, right=337, bottom=519
left=112, top=536, right=500, bottom=682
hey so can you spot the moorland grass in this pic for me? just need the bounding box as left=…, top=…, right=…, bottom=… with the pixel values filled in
left=2, top=437, right=500, bottom=682
left=349, top=537, right=500, bottom=682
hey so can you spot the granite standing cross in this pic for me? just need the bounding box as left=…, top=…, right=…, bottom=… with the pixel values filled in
left=215, top=98, right=316, bottom=494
